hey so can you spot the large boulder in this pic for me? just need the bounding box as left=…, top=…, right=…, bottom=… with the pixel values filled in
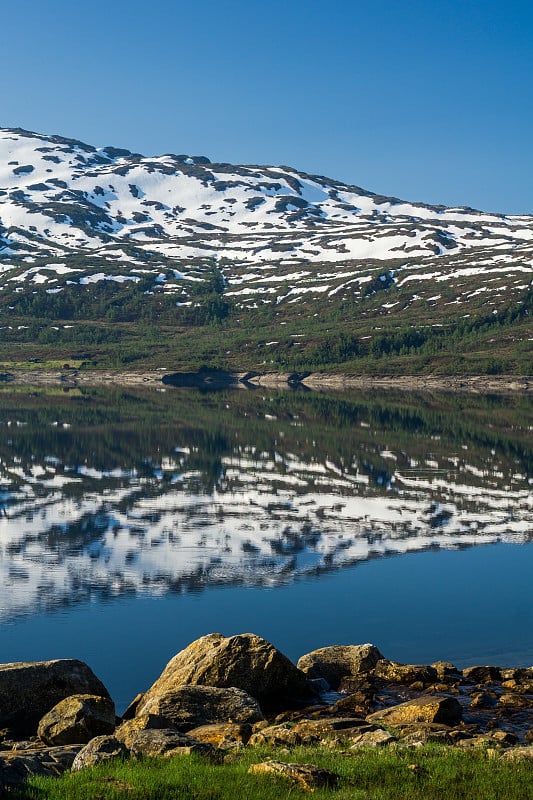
left=296, top=644, right=383, bottom=690
left=367, top=696, right=462, bottom=727
left=136, top=633, right=310, bottom=713
left=0, top=660, right=110, bottom=738
left=37, top=694, right=116, bottom=745
left=137, top=684, right=263, bottom=731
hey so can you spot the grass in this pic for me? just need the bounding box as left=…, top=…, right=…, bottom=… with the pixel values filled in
left=8, top=744, right=533, bottom=800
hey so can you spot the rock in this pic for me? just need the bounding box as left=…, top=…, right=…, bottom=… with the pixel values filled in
left=37, top=694, right=115, bottom=745
left=500, top=746, right=533, bottom=762
left=349, top=728, right=397, bottom=747
left=0, top=745, right=81, bottom=785
left=456, top=730, right=518, bottom=749
left=248, top=723, right=304, bottom=748
left=296, top=644, right=383, bottom=690
left=124, top=728, right=214, bottom=759
left=291, top=717, right=370, bottom=744
left=187, top=722, right=252, bottom=749
left=248, top=760, right=338, bottom=791
left=431, top=661, right=460, bottom=681
left=137, top=684, right=263, bottom=731
left=136, top=633, right=310, bottom=713
left=71, top=736, right=127, bottom=772
left=367, top=696, right=462, bottom=727
left=0, top=659, right=110, bottom=738
left=497, top=693, right=533, bottom=709
left=469, top=690, right=498, bottom=709
left=115, top=714, right=176, bottom=748
left=462, top=666, right=502, bottom=684
left=325, top=689, right=374, bottom=716
left=121, top=692, right=144, bottom=720
left=397, top=724, right=454, bottom=745
left=249, top=717, right=369, bottom=747
left=374, top=659, right=437, bottom=685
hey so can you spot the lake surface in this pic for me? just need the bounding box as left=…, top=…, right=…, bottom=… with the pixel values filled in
left=0, top=386, right=531, bottom=711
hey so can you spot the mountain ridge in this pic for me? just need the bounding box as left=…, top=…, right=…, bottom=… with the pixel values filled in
left=0, top=126, right=531, bottom=375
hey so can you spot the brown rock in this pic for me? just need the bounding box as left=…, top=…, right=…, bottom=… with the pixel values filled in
left=248, top=723, right=303, bottom=748
left=296, top=644, right=383, bottom=690
left=326, top=690, right=374, bottom=716
left=349, top=728, right=397, bottom=747
left=397, top=724, right=454, bottom=745
left=187, top=722, right=252, bottom=749
left=292, top=717, right=369, bottom=744
left=248, top=760, right=338, bottom=791
left=469, top=691, right=498, bottom=709
left=71, top=736, right=127, bottom=772
left=374, top=660, right=437, bottom=685
left=431, top=661, right=459, bottom=681
left=462, top=666, right=502, bottom=684
left=0, top=660, right=110, bottom=738
left=115, top=714, right=175, bottom=748
left=500, top=746, right=533, bottom=762
left=137, top=684, right=263, bottom=731
left=497, top=693, right=533, bottom=709
left=367, top=696, right=462, bottom=727
left=124, top=728, right=214, bottom=759
left=37, top=694, right=115, bottom=746
left=136, top=633, right=309, bottom=712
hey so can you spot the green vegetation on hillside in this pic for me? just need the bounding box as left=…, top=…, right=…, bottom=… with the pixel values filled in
left=0, top=265, right=531, bottom=374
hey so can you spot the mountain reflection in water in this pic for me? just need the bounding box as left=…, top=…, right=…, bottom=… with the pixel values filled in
left=0, top=387, right=531, bottom=623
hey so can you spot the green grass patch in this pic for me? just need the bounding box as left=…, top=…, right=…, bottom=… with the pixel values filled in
left=9, top=745, right=533, bottom=800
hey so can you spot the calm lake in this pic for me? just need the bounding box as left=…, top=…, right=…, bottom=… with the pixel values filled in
left=0, top=385, right=531, bottom=711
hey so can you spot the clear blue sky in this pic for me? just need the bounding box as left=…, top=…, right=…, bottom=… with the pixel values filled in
left=2, top=0, right=532, bottom=213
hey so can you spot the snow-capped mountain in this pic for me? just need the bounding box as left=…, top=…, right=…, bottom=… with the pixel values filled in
left=1, top=127, right=532, bottom=307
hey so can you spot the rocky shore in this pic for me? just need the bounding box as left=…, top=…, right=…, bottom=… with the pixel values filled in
left=0, top=369, right=531, bottom=393
left=1, top=633, right=532, bottom=790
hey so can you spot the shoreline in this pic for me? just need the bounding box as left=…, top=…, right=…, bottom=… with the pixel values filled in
left=0, top=369, right=531, bottom=393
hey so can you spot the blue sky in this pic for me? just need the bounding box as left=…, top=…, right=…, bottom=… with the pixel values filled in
left=2, top=0, right=531, bottom=213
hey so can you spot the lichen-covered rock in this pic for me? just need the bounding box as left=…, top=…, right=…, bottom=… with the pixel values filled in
left=248, top=723, right=304, bottom=748
left=124, top=728, right=214, bottom=759
left=349, top=728, right=397, bottom=747
left=187, top=722, right=252, bottom=749
left=296, top=644, right=383, bottom=689
left=137, top=684, right=263, bottom=731
left=0, top=660, right=110, bottom=738
left=374, top=660, right=437, bottom=686
left=0, top=745, right=81, bottom=785
left=367, top=696, right=462, bottom=727
left=500, top=745, right=533, bottom=762
left=136, top=633, right=309, bottom=712
left=115, top=714, right=173, bottom=748
left=37, top=694, right=115, bottom=745
left=71, top=736, right=127, bottom=772
left=248, top=760, right=338, bottom=791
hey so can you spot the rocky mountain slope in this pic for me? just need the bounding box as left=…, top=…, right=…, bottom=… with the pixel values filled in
left=1, top=127, right=532, bottom=312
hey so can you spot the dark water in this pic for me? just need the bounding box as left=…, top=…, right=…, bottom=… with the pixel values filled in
left=0, top=386, right=531, bottom=710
